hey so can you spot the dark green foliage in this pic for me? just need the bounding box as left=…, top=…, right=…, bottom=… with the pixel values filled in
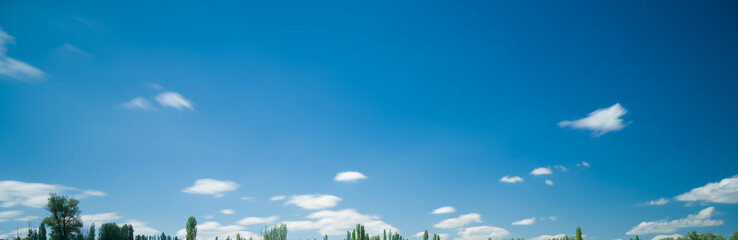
left=423, top=231, right=428, bottom=240
left=120, top=225, right=134, bottom=240
left=575, top=227, right=583, bottom=240
left=43, top=193, right=84, bottom=240
left=98, top=223, right=121, bottom=240
left=86, top=224, right=95, bottom=240
left=40, top=223, right=48, bottom=240
left=730, top=231, right=738, bottom=240
left=262, top=224, right=287, bottom=240
left=186, top=217, right=197, bottom=240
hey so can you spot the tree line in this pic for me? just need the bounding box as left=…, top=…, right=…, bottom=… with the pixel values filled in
left=9, top=193, right=738, bottom=240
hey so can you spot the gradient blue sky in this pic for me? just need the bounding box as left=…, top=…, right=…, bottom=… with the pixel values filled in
left=1, top=1, right=737, bottom=240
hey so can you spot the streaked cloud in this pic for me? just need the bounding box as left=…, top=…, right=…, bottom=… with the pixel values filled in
left=270, top=195, right=286, bottom=201
left=626, top=207, right=723, bottom=235
left=512, top=217, right=535, bottom=225
left=182, top=179, right=239, bottom=198
left=530, top=234, right=567, bottom=240
left=577, top=161, right=590, bottom=168
left=124, top=219, right=160, bottom=236
left=121, top=97, right=155, bottom=111
left=640, top=198, right=669, bottom=206
left=286, top=194, right=342, bottom=210
left=675, top=176, right=738, bottom=204
left=0, top=180, right=104, bottom=208
left=334, top=171, right=368, bottom=183
left=558, top=103, right=628, bottom=136
left=434, top=213, right=481, bottom=229
left=156, top=91, right=194, bottom=110
left=431, top=206, right=456, bottom=214
left=284, top=209, right=396, bottom=236
left=500, top=176, right=524, bottom=183
left=0, top=28, right=46, bottom=82
left=545, top=179, right=554, bottom=186
left=236, top=216, right=279, bottom=225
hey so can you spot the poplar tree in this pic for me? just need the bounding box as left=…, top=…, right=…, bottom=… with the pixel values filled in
left=39, top=223, right=48, bottom=240
left=423, top=231, right=428, bottom=240
left=186, top=217, right=197, bottom=240
left=575, top=228, right=583, bottom=240
left=86, top=224, right=95, bottom=240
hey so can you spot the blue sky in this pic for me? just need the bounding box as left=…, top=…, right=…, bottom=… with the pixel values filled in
left=1, top=1, right=737, bottom=240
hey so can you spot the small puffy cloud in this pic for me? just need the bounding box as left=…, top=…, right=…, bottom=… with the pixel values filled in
left=80, top=212, right=123, bottom=227
left=531, top=234, right=567, bottom=240
left=236, top=216, right=279, bottom=225
left=626, top=207, right=723, bottom=235
left=204, top=215, right=215, bottom=220
left=434, top=213, right=482, bottom=229
left=283, top=209, right=396, bottom=236
left=0, top=28, right=47, bottom=82
left=530, top=168, right=553, bottom=176
left=156, top=92, right=194, bottom=110
left=641, top=198, right=669, bottom=206
left=286, top=194, right=342, bottom=210
left=457, top=226, right=509, bottom=240
left=545, top=180, right=554, bottom=186
left=511, top=217, right=535, bottom=225
left=558, top=103, right=628, bottom=136
left=431, top=206, right=456, bottom=214
left=177, top=221, right=256, bottom=240
left=0, top=181, right=103, bottom=208
left=577, top=161, right=590, bottom=168
left=270, top=195, right=287, bottom=201
left=220, top=209, right=235, bottom=215
left=182, top=179, right=239, bottom=198
left=652, top=235, right=682, bottom=240
left=675, top=176, right=738, bottom=204
left=121, top=97, right=155, bottom=111
left=554, top=165, right=568, bottom=172
left=334, top=171, right=368, bottom=183
left=500, top=176, right=524, bottom=183
left=125, top=220, right=160, bottom=236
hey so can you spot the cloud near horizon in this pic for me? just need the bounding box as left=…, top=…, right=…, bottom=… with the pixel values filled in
left=511, top=217, right=535, bottom=225
left=433, top=213, right=482, bottom=229
left=0, top=180, right=105, bottom=208
left=675, top=176, right=738, bottom=204
left=284, top=209, right=396, bottom=236
left=457, top=226, right=509, bottom=240
left=626, top=207, right=723, bottom=235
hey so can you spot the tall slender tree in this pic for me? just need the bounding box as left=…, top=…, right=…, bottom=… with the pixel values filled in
left=575, top=227, right=583, bottom=240
left=186, top=217, right=197, bottom=240
left=39, top=223, right=48, bottom=240
left=86, top=224, right=95, bottom=240
left=423, top=231, right=428, bottom=240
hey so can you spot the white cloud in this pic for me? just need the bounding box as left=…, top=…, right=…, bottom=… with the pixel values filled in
left=0, top=181, right=103, bottom=208
left=0, top=28, right=47, bottom=82
left=414, top=232, right=426, bottom=237
left=182, top=179, right=239, bottom=198
left=511, top=217, right=535, bottom=225
left=145, top=82, right=164, bottom=90
left=641, top=198, right=669, bottom=206
left=286, top=194, right=342, bottom=210
left=236, top=216, right=279, bottom=225
left=675, top=176, right=738, bottom=204
left=554, top=165, right=568, bottom=172
left=0, top=210, right=22, bottom=219
left=558, top=103, right=628, bottom=136
left=220, top=209, right=235, bottom=215
left=652, top=235, right=682, bottom=240
left=0, top=227, right=33, bottom=239
left=431, top=206, right=457, bottom=215
left=80, top=212, right=123, bottom=227
left=270, top=195, right=286, bottom=201
left=15, top=216, right=40, bottom=222
left=500, top=176, right=524, bottom=183
left=334, top=171, right=368, bottom=183
left=577, top=161, right=590, bottom=168
left=457, top=226, right=509, bottom=240
left=434, top=213, right=482, bottom=229
left=530, top=168, right=553, bottom=176
left=438, top=234, right=450, bottom=240
left=283, top=209, right=396, bottom=236
left=59, top=43, right=93, bottom=58
left=125, top=219, right=160, bottom=236
left=545, top=180, right=554, bottom=186
left=156, top=91, right=194, bottom=110
left=204, top=215, right=215, bottom=220
left=177, top=221, right=257, bottom=240
left=548, top=216, right=558, bottom=221
left=241, top=197, right=254, bottom=201
left=121, top=97, right=155, bottom=111
left=626, top=207, right=723, bottom=235
left=530, top=234, right=567, bottom=240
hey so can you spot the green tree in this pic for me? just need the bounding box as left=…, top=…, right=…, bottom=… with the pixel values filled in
left=42, top=194, right=83, bottom=240
left=423, top=231, right=428, bottom=240
left=98, top=223, right=121, bottom=240
left=186, top=217, right=197, bottom=240
left=729, top=231, right=738, bottom=240
left=40, top=223, right=48, bottom=240
left=262, top=224, right=287, bottom=240
left=86, top=224, right=95, bottom=240
left=575, top=228, right=583, bottom=240
left=120, top=225, right=133, bottom=240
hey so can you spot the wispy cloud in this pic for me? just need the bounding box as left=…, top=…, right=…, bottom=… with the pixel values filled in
left=334, top=171, right=368, bottom=183
left=577, top=161, right=590, bottom=168
left=0, top=211, right=23, bottom=222
left=270, top=195, right=286, bottom=201
left=652, top=234, right=682, bottom=240
left=457, top=226, right=509, bottom=240
left=121, top=97, right=155, bottom=111
left=433, top=213, right=482, bottom=229
left=511, top=217, right=535, bottom=225
left=545, top=179, right=554, bottom=186
left=286, top=194, right=342, bottom=210
left=0, top=180, right=104, bottom=208
left=156, top=91, right=194, bottom=110
left=80, top=212, right=123, bottom=227
left=531, top=234, right=567, bottom=240
left=640, top=198, right=669, bottom=206
left=431, top=206, right=456, bottom=214
left=0, top=28, right=47, bottom=82
left=559, top=103, right=628, bottom=136
left=58, top=43, right=93, bottom=58
left=675, top=176, right=738, bottom=204
left=500, top=176, right=524, bottom=183
left=626, top=207, right=723, bottom=235
left=182, top=179, right=239, bottom=198
left=236, top=216, right=279, bottom=225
